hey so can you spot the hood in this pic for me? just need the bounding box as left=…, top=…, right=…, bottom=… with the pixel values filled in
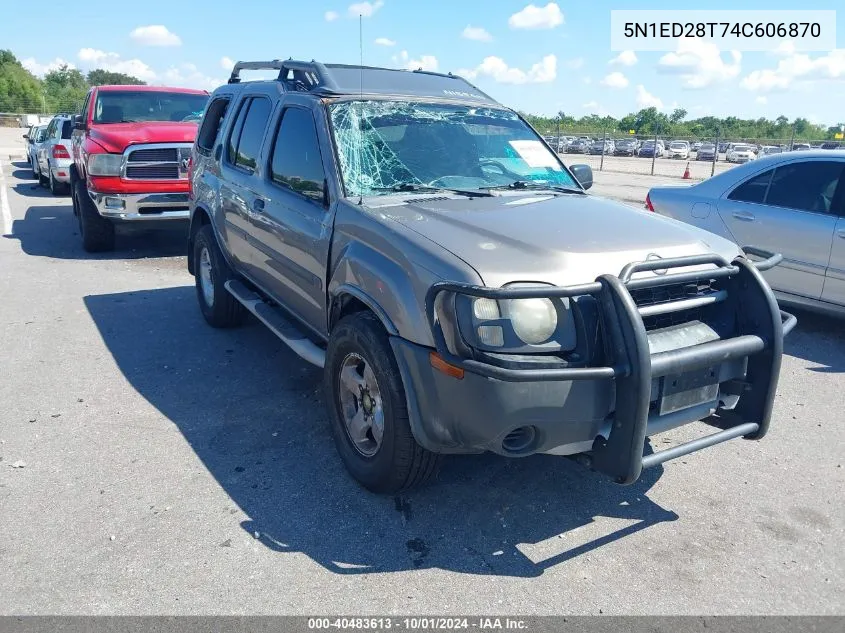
left=89, top=122, right=198, bottom=153
left=376, top=193, right=740, bottom=287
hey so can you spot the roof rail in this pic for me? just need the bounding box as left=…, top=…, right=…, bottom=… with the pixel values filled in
left=228, top=59, right=339, bottom=93
left=228, top=60, right=286, bottom=84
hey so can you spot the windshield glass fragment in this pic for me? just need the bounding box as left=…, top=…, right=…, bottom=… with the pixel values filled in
left=328, top=101, right=578, bottom=197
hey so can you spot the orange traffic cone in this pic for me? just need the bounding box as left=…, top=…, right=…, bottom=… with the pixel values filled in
left=682, top=162, right=691, bottom=179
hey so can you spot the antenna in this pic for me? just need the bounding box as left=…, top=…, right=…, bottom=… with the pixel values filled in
left=357, top=13, right=364, bottom=205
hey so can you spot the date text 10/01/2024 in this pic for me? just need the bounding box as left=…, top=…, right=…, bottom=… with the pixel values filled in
left=307, top=618, right=528, bottom=630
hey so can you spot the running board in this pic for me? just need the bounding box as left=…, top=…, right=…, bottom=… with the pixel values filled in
left=224, top=280, right=326, bottom=368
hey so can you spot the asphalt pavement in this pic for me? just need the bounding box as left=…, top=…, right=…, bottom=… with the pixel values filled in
left=0, top=137, right=843, bottom=615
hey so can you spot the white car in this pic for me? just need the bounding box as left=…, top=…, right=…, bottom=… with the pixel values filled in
left=726, top=144, right=756, bottom=163
left=667, top=140, right=690, bottom=159
left=36, top=114, right=74, bottom=195
left=25, top=125, right=48, bottom=177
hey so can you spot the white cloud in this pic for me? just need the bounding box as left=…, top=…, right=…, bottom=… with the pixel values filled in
left=582, top=101, right=599, bottom=110
left=755, top=96, right=768, bottom=104
left=325, top=10, right=340, bottom=21
left=392, top=50, right=409, bottom=65
left=462, top=25, right=493, bottom=42
left=162, top=63, right=224, bottom=91
left=348, top=1, right=383, bottom=17
left=374, top=37, right=395, bottom=46
left=406, top=55, right=439, bottom=72
left=130, top=24, right=182, bottom=47
left=509, top=3, right=563, bottom=30
left=220, top=56, right=235, bottom=70
left=601, top=71, right=629, bottom=89
left=458, top=54, right=557, bottom=85
left=610, top=50, right=637, bottom=67
left=22, top=57, right=75, bottom=77
left=772, top=40, right=796, bottom=57
left=741, top=49, right=845, bottom=93
left=76, top=49, right=157, bottom=82
left=636, top=84, right=663, bottom=109
left=564, top=58, right=584, bottom=70
left=658, top=37, right=741, bottom=89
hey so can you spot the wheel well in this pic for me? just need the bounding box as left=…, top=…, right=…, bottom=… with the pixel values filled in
left=187, top=207, right=211, bottom=275
left=330, top=294, right=373, bottom=332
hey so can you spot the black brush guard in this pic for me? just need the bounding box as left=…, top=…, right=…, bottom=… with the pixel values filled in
left=424, top=247, right=797, bottom=484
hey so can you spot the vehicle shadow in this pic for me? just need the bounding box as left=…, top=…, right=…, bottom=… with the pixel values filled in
left=4, top=204, right=188, bottom=260
left=84, top=286, right=679, bottom=578
left=782, top=307, right=845, bottom=373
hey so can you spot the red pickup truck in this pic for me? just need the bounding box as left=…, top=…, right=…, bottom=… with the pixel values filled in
left=70, top=85, right=209, bottom=252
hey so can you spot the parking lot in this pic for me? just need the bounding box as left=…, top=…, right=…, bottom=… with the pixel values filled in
left=1, top=126, right=843, bottom=615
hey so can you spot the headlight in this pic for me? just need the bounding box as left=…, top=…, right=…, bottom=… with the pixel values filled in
left=503, top=298, right=557, bottom=344
left=87, top=153, right=123, bottom=176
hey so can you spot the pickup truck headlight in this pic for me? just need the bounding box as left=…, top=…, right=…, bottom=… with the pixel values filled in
left=88, top=153, right=123, bottom=177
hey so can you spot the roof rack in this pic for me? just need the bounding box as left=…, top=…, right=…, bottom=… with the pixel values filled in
left=228, top=59, right=340, bottom=92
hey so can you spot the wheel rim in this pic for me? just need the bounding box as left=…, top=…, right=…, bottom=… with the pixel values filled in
left=198, top=246, right=215, bottom=308
left=337, top=352, right=384, bottom=458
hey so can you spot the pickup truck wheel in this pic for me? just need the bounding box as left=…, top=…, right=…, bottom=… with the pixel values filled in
left=326, top=312, right=441, bottom=493
left=193, top=224, right=244, bottom=328
left=75, top=179, right=115, bottom=252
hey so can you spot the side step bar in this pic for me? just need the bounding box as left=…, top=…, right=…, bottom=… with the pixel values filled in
left=225, top=280, right=326, bottom=368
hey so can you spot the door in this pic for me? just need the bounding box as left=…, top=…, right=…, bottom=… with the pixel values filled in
left=718, top=160, right=843, bottom=299
left=218, top=95, right=272, bottom=276
left=39, top=119, right=56, bottom=173
left=821, top=215, right=845, bottom=306
left=249, top=104, right=333, bottom=335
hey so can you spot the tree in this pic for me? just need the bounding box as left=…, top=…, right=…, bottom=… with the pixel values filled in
left=0, top=50, right=43, bottom=112
left=43, top=65, right=88, bottom=112
left=669, top=107, right=687, bottom=124
left=86, top=69, right=146, bottom=86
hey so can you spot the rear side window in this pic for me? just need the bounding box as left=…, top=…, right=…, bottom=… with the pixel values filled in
left=61, top=120, right=72, bottom=139
left=226, top=97, right=271, bottom=171
left=766, top=161, right=844, bottom=214
left=197, top=98, right=230, bottom=152
left=269, top=108, right=326, bottom=204
left=728, top=169, right=773, bottom=204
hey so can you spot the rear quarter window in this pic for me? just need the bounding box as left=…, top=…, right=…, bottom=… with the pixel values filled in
left=196, top=98, right=230, bottom=153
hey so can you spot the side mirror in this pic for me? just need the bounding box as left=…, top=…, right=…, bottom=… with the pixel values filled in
left=23, top=133, right=29, bottom=140
left=570, top=164, right=593, bottom=190
left=73, top=114, right=86, bottom=131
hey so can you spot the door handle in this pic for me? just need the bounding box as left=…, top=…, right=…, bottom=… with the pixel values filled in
left=252, top=198, right=265, bottom=213
left=732, top=211, right=755, bottom=222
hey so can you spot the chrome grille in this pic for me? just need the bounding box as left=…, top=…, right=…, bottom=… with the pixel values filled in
left=123, top=143, right=192, bottom=181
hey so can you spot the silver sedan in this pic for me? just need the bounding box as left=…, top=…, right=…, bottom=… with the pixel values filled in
left=646, top=150, right=845, bottom=316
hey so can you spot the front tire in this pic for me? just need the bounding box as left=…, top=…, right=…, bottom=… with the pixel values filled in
left=325, top=312, right=441, bottom=493
left=74, top=179, right=115, bottom=252
left=193, top=224, right=244, bottom=328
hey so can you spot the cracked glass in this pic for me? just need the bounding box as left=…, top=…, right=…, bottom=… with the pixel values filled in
left=328, top=100, right=578, bottom=196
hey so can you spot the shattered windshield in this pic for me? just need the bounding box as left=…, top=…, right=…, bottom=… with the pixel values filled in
left=328, top=100, right=578, bottom=196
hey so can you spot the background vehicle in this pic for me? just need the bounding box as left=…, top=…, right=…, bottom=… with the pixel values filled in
left=696, top=143, right=718, bottom=162
left=726, top=144, right=756, bottom=163
left=188, top=59, right=791, bottom=494
left=821, top=142, right=842, bottom=150
left=761, top=145, right=783, bottom=155
left=792, top=143, right=811, bottom=151
left=565, top=138, right=589, bottom=154
left=718, top=142, right=729, bottom=153
left=614, top=139, right=639, bottom=156
left=36, top=114, right=74, bottom=194
left=692, top=141, right=703, bottom=151
left=588, top=139, right=614, bottom=155
left=24, top=124, right=47, bottom=173
left=69, top=85, right=209, bottom=252
left=638, top=140, right=664, bottom=157
left=667, top=141, right=690, bottom=159
left=647, top=151, right=845, bottom=316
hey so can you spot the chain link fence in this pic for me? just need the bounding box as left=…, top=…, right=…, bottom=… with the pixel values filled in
left=1, top=98, right=84, bottom=127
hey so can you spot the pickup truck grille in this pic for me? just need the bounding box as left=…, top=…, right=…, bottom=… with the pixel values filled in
left=630, top=279, right=722, bottom=331
left=123, top=143, right=192, bottom=181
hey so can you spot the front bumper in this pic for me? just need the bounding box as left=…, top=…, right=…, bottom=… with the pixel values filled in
left=88, top=190, right=190, bottom=222
left=404, top=249, right=794, bottom=484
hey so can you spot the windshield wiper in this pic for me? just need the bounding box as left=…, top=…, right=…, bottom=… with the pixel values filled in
left=482, top=181, right=585, bottom=195
left=371, top=183, right=492, bottom=197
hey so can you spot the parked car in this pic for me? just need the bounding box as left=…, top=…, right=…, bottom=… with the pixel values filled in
left=646, top=150, right=845, bottom=316
left=36, top=114, right=75, bottom=194
left=761, top=145, right=783, bottom=155
left=588, top=139, right=614, bottom=155
left=691, top=141, right=703, bottom=151
left=791, top=143, right=811, bottom=151
left=718, top=142, right=729, bottom=153
left=69, top=85, right=209, bottom=251
left=24, top=124, right=47, bottom=173
left=726, top=144, right=756, bottom=163
left=565, top=138, right=589, bottom=154
left=667, top=141, right=690, bottom=160
left=187, top=58, right=790, bottom=493
left=820, top=141, right=842, bottom=150
left=696, top=143, right=718, bottom=162
left=614, top=139, right=639, bottom=156
left=638, top=140, right=664, bottom=157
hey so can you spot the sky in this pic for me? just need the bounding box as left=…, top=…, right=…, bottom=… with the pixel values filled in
left=5, top=1, right=845, bottom=125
